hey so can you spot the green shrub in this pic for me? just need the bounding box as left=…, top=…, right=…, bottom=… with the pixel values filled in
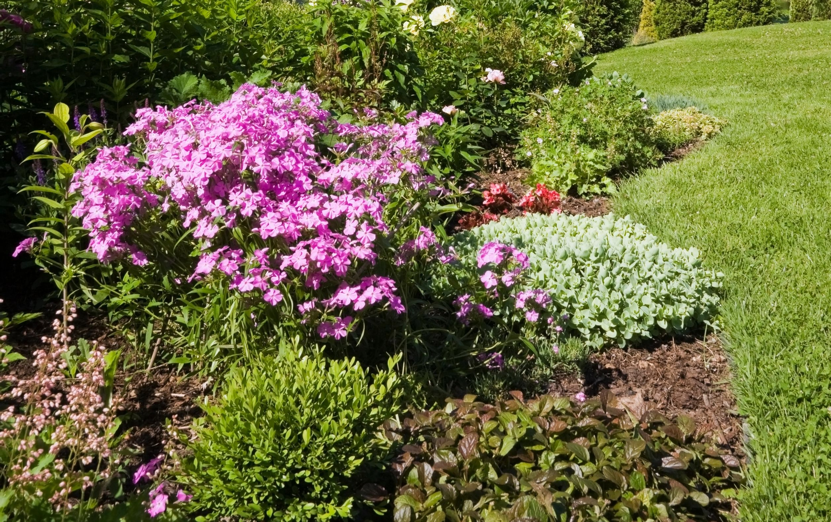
left=519, top=73, right=659, bottom=196
left=653, top=0, right=709, bottom=39
left=790, top=0, right=831, bottom=20
left=637, top=0, right=659, bottom=39
left=449, top=213, right=723, bottom=348
left=388, top=393, right=745, bottom=522
left=790, top=0, right=814, bottom=20
left=181, top=350, right=403, bottom=520
left=575, top=0, right=641, bottom=53
left=705, top=0, right=778, bottom=30
left=651, top=106, right=726, bottom=151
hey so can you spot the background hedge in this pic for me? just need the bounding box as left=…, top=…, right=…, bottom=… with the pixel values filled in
left=576, top=0, right=641, bottom=53
left=653, top=0, right=709, bottom=39
left=706, top=0, right=778, bottom=30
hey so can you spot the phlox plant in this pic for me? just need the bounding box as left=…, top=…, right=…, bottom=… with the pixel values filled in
left=68, top=83, right=459, bottom=368
left=425, top=241, right=566, bottom=366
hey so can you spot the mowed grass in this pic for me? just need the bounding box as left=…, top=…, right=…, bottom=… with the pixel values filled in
left=596, top=22, right=831, bottom=521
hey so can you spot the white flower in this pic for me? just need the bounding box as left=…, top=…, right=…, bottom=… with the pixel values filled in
left=429, top=5, right=456, bottom=26
left=403, top=15, right=425, bottom=35
left=553, top=88, right=560, bottom=94
left=308, top=0, right=317, bottom=6
left=583, top=118, right=588, bottom=122
left=641, top=97, right=647, bottom=103
left=577, top=30, right=585, bottom=41
left=482, top=68, right=505, bottom=84
left=396, top=0, right=414, bottom=11
left=536, top=138, right=543, bottom=144
left=642, top=104, right=649, bottom=110
left=442, top=105, right=458, bottom=115
left=550, top=61, right=558, bottom=67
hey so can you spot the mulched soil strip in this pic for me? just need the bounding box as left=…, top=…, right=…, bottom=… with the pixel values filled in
left=550, top=335, right=746, bottom=459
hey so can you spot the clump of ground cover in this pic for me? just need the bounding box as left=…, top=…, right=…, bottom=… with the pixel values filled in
left=447, top=213, right=723, bottom=349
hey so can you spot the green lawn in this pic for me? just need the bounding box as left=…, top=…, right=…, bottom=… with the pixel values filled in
left=597, top=22, right=831, bottom=521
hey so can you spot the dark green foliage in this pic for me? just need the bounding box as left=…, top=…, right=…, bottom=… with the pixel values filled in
left=576, top=0, right=641, bottom=53
left=388, top=393, right=744, bottom=522
left=653, top=0, right=709, bottom=39
left=790, top=0, right=831, bottom=20
left=790, top=0, right=814, bottom=20
left=181, top=350, right=403, bottom=521
left=705, top=0, right=778, bottom=30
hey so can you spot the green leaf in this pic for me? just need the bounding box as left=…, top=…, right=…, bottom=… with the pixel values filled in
left=53, top=103, right=70, bottom=124
left=32, top=196, right=65, bottom=210
left=629, top=470, right=646, bottom=491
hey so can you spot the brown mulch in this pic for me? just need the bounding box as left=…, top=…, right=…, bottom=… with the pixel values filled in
left=560, top=196, right=610, bottom=217
left=117, top=367, right=205, bottom=462
left=550, top=335, right=745, bottom=458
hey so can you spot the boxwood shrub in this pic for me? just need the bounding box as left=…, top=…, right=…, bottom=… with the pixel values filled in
left=449, top=213, right=723, bottom=348
left=180, top=350, right=403, bottom=521
left=387, top=393, right=744, bottom=522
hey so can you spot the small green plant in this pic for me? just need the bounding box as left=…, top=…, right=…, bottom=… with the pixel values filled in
left=651, top=106, right=726, bottom=151
left=448, top=213, right=723, bottom=348
left=180, top=349, right=403, bottom=521
left=387, top=393, right=744, bottom=522
left=647, top=93, right=708, bottom=113
left=519, top=73, right=659, bottom=196
left=653, top=0, right=709, bottom=39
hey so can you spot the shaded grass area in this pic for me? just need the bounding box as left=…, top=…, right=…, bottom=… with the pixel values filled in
left=597, top=21, right=831, bottom=521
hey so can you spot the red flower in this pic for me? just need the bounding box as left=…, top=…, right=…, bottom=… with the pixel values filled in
left=519, top=184, right=561, bottom=215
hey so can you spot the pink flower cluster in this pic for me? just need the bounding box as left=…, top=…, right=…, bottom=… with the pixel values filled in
left=477, top=242, right=529, bottom=292
left=453, top=294, right=493, bottom=325
left=0, top=306, right=121, bottom=508
left=515, top=289, right=552, bottom=322
left=71, top=84, right=446, bottom=338
left=454, top=242, right=552, bottom=325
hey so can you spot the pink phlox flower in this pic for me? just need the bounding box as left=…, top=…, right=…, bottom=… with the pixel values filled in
left=133, top=456, right=163, bottom=485
left=12, top=237, right=37, bottom=258
left=317, top=316, right=352, bottom=340
left=176, top=490, right=192, bottom=503
left=147, top=485, right=168, bottom=518
left=480, top=270, right=499, bottom=289
left=264, top=288, right=283, bottom=305
left=575, top=392, right=587, bottom=403
left=477, top=242, right=507, bottom=268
